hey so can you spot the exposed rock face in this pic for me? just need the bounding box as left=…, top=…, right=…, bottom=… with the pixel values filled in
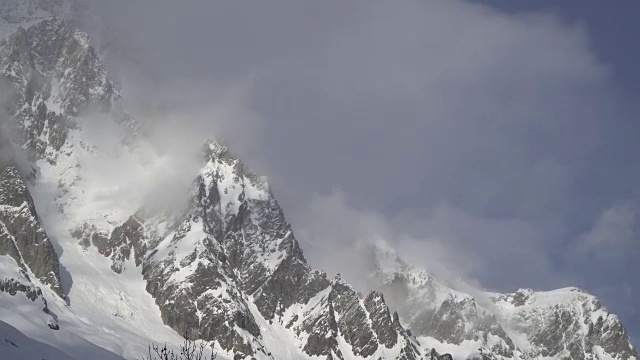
left=0, top=169, right=59, bottom=330
left=0, top=276, right=41, bottom=300
left=0, top=167, right=62, bottom=296
left=87, top=216, right=146, bottom=274
left=0, top=256, right=55, bottom=327
left=294, top=289, right=340, bottom=358
left=331, top=278, right=381, bottom=357
left=364, top=291, right=398, bottom=348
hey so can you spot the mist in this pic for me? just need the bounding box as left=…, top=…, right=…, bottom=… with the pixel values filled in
left=0, top=124, right=12, bottom=170
left=68, top=0, right=640, bottom=342
left=0, top=75, right=17, bottom=170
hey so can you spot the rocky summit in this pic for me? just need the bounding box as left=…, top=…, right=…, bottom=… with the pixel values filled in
left=0, top=2, right=637, bottom=360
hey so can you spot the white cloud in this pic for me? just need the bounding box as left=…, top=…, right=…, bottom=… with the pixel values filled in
left=575, top=201, right=640, bottom=261
left=295, top=191, right=577, bottom=293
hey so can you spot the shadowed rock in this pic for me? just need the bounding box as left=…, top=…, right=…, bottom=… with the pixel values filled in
left=0, top=167, right=63, bottom=296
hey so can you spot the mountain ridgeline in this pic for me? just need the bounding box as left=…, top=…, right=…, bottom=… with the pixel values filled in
left=0, top=7, right=637, bottom=360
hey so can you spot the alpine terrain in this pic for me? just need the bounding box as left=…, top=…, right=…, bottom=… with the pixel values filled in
left=0, top=1, right=637, bottom=359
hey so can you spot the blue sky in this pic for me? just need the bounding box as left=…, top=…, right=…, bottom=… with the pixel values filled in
left=91, top=0, right=640, bottom=349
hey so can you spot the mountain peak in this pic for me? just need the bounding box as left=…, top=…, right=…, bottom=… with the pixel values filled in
left=203, top=138, right=229, bottom=158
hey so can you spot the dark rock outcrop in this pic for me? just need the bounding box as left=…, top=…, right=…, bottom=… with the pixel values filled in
left=0, top=167, right=62, bottom=296
left=364, top=290, right=398, bottom=348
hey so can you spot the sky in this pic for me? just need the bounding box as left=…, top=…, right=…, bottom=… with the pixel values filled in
left=84, top=0, right=640, bottom=347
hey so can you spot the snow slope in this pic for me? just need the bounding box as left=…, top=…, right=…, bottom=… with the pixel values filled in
left=0, top=319, right=73, bottom=360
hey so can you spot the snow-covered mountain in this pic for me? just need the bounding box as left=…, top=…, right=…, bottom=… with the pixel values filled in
left=368, top=242, right=638, bottom=360
left=0, top=2, right=637, bottom=360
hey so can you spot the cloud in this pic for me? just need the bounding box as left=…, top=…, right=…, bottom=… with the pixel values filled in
left=0, top=124, right=13, bottom=169
left=236, top=0, right=610, bottom=222
left=84, top=0, right=610, bottom=274
left=65, top=78, right=264, bottom=218
left=295, top=191, right=577, bottom=294
left=0, top=77, right=18, bottom=169
left=574, top=201, right=640, bottom=261
left=294, top=191, right=482, bottom=292
left=83, top=0, right=624, bottom=268
left=295, top=191, right=483, bottom=288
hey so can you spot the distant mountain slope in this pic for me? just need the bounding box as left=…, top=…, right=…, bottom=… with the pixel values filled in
left=492, top=288, right=637, bottom=360
left=368, top=242, right=638, bottom=360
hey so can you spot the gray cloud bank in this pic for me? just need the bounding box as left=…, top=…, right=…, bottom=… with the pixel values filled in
left=79, top=0, right=639, bottom=344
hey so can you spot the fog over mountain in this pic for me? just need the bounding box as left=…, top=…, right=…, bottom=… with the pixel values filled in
left=0, top=0, right=638, bottom=359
